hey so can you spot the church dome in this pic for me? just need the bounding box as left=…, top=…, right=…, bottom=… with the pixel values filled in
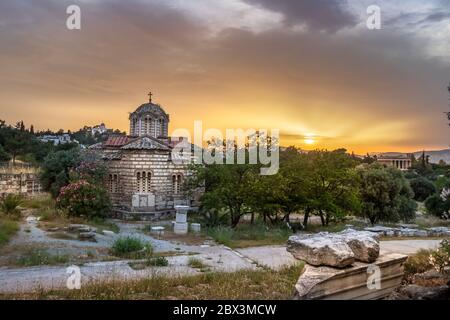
left=129, top=94, right=169, bottom=139
left=131, top=102, right=169, bottom=120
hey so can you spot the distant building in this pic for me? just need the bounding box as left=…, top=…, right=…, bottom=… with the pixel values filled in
left=377, top=153, right=413, bottom=170
left=38, top=133, right=72, bottom=145
left=91, top=123, right=108, bottom=135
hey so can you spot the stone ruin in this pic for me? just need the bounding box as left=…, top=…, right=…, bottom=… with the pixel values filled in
left=287, top=229, right=408, bottom=300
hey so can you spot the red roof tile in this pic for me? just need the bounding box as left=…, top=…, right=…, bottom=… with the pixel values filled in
left=104, top=136, right=131, bottom=147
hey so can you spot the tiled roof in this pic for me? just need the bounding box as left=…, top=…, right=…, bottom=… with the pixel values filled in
left=104, top=136, right=131, bottom=147
left=121, top=136, right=170, bottom=151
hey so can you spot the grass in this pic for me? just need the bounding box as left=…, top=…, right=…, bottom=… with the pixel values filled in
left=14, top=249, right=70, bottom=267
left=207, top=223, right=292, bottom=248
left=21, top=195, right=54, bottom=210
left=188, top=257, right=208, bottom=269
left=1, top=263, right=304, bottom=300
left=111, top=236, right=153, bottom=259
left=403, top=249, right=434, bottom=278
left=0, top=218, right=20, bottom=248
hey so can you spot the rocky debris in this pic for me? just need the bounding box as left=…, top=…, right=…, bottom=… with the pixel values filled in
left=68, top=224, right=97, bottom=233
left=102, top=230, right=115, bottom=236
left=396, top=284, right=450, bottom=300
left=78, top=232, right=96, bottom=241
left=414, top=270, right=450, bottom=287
left=288, top=230, right=380, bottom=267
left=398, top=224, right=419, bottom=229
left=287, top=234, right=355, bottom=267
left=427, top=227, right=450, bottom=237
left=339, top=229, right=380, bottom=263
left=25, top=216, right=37, bottom=223
left=364, top=225, right=450, bottom=237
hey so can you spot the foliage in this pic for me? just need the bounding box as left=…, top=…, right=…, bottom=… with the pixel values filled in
left=409, top=177, right=437, bottom=202
left=404, top=249, right=434, bottom=277
left=425, top=193, right=450, bottom=219
left=111, top=237, right=153, bottom=258
left=146, top=256, right=169, bottom=267
left=0, top=145, right=11, bottom=162
left=187, top=257, right=208, bottom=269
left=56, top=180, right=111, bottom=218
left=0, top=219, right=19, bottom=247
left=40, top=148, right=81, bottom=198
left=357, top=163, right=417, bottom=224
left=186, top=147, right=361, bottom=229
left=0, top=194, right=22, bottom=216
left=429, top=239, right=450, bottom=273
left=187, top=159, right=258, bottom=228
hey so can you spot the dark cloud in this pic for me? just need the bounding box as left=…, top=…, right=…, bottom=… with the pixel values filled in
left=0, top=0, right=449, bottom=152
left=244, top=0, right=357, bottom=32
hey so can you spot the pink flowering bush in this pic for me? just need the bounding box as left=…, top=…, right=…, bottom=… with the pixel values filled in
left=57, top=180, right=111, bottom=218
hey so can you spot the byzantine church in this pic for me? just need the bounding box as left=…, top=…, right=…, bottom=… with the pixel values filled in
left=91, top=93, right=198, bottom=220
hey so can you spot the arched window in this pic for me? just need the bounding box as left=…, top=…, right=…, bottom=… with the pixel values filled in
left=108, top=174, right=119, bottom=193
left=144, top=116, right=152, bottom=135
left=172, top=174, right=183, bottom=195
left=136, top=171, right=151, bottom=193
left=156, top=119, right=163, bottom=137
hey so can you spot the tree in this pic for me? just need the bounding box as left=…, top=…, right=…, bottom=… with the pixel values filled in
left=0, top=145, right=11, bottom=162
left=425, top=193, right=450, bottom=219
left=410, top=177, right=437, bottom=202
left=357, top=163, right=417, bottom=224
left=40, top=148, right=81, bottom=198
left=1, top=129, right=31, bottom=164
left=303, top=149, right=361, bottom=227
left=190, top=162, right=258, bottom=228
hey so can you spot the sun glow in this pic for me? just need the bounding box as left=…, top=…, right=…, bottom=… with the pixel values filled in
left=304, top=138, right=315, bottom=145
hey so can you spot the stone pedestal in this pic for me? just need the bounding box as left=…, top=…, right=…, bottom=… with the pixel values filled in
left=293, top=253, right=408, bottom=300
left=191, top=223, right=201, bottom=233
left=174, top=205, right=189, bottom=235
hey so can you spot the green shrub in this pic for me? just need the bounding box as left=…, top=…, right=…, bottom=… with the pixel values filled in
left=404, top=249, right=433, bottom=277
left=425, top=194, right=449, bottom=219
left=38, top=207, right=59, bottom=222
left=146, top=256, right=169, bottom=267
left=111, top=237, right=152, bottom=258
left=57, top=180, right=111, bottom=218
left=0, top=194, right=22, bottom=216
left=188, top=257, right=207, bottom=269
left=0, top=219, right=19, bottom=247
left=410, top=177, right=437, bottom=202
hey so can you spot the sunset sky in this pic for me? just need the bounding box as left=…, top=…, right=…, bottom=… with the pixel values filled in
left=1, top=0, right=449, bottom=153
